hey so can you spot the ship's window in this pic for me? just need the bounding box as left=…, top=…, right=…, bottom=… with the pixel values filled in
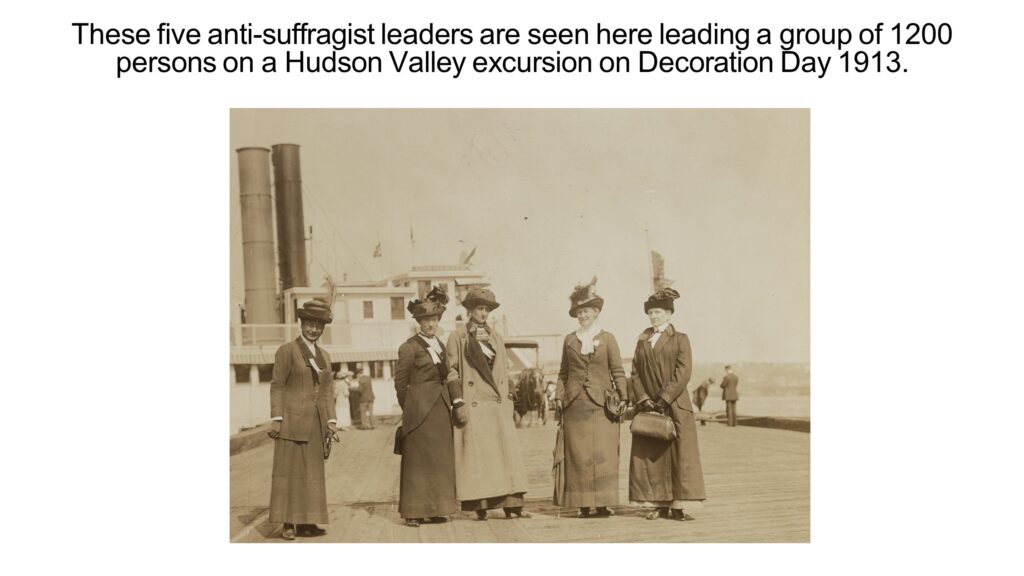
left=363, top=301, right=373, bottom=319
left=391, top=297, right=404, bottom=320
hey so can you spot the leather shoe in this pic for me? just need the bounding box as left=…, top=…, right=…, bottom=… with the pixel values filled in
left=595, top=507, right=615, bottom=517
left=297, top=524, right=327, bottom=537
left=475, top=510, right=488, bottom=521
left=670, top=509, right=695, bottom=521
left=429, top=516, right=448, bottom=523
left=281, top=524, right=296, bottom=540
left=577, top=507, right=591, bottom=518
left=405, top=518, right=422, bottom=527
left=504, top=507, right=531, bottom=519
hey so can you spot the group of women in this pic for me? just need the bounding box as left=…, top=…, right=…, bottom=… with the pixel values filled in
left=393, top=279, right=705, bottom=526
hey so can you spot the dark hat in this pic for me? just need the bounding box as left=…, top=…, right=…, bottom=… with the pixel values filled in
left=297, top=297, right=333, bottom=324
left=569, top=276, right=604, bottom=318
left=407, top=286, right=449, bottom=319
left=462, top=287, right=500, bottom=311
left=644, top=288, right=680, bottom=313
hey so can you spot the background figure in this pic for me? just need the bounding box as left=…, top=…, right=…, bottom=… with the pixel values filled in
left=347, top=373, right=361, bottom=428
left=692, top=377, right=713, bottom=426
left=721, top=365, right=740, bottom=427
left=554, top=277, right=625, bottom=518
left=446, top=288, right=530, bottom=520
left=334, top=370, right=353, bottom=431
left=269, top=297, right=338, bottom=540
left=629, top=288, right=706, bottom=521
left=394, top=287, right=463, bottom=527
left=358, top=370, right=375, bottom=430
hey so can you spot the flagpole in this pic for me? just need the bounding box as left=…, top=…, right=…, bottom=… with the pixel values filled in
left=377, top=232, right=384, bottom=281
left=645, top=223, right=655, bottom=292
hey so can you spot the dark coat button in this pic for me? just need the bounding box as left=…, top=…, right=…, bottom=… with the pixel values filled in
left=472, top=401, right=478, bottom=407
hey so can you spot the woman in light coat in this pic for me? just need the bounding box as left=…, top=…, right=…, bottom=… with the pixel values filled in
left=445, top=288, right=530, bottom=520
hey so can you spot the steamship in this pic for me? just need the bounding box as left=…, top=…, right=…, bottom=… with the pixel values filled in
left=231, top=144, right=515, bottom=434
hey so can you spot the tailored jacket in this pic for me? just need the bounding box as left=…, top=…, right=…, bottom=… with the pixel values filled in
left=270, top=338, right=337, bottom=442
left=720, top=373, right=739, bottom=401
left=629, top=324, right=695, bottom=413
left=556, top=330, right=627, bottom=408
left=445, top=321, right=529, bottom=501
left=394, top=335, right=463, bottom=438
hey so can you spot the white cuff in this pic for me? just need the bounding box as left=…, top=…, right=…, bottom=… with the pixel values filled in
left=271, top=416, right=283, bottom=421
left=452, top=398, right=465, bottom=406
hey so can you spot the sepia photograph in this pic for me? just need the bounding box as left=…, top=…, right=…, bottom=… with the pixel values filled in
left=229, top=108, right=810, bottom=543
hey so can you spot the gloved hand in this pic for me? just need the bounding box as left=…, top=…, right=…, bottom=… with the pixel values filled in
left=453, top=404, right=468, bottom=428
left=654, top=398, right=671, bottom=414
left=638, top=399, right=657, bottom=413
left=272, top=420, right=282, bottom=433
left=327, top=421, right=337, bottom=434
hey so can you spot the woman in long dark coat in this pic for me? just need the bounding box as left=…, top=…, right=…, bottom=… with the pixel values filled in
left=554, top=277, right=626, bottom=518
left=629, top=288, right=706, bottom=521
left=394, top=287, right=465, bottom=527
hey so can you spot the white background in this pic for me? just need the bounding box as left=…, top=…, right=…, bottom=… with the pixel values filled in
left=2, top=0, right=1021, bottom=573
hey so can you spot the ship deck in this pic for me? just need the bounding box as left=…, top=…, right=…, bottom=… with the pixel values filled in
left=230, top=416, right=809, bottom=543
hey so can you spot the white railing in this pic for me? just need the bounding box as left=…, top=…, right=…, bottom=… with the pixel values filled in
left=230, top=322, right=415, bottom=348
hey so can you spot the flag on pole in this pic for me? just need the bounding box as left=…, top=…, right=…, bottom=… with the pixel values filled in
left=373, top=242, right=382, bottom=258
left=410, top=226, right=415, bottom=244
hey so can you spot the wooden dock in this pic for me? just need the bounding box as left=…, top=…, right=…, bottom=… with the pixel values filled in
left=230, top=417, right=809, bottom=543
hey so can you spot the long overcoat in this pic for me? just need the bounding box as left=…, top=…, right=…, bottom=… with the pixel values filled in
left=445, top=322, right=529, bottom=501
left=629, top=324, right=706, bottom=502
left=270, top=338, right=336, bottom=442
left=720, top=373, right=739, bottom=401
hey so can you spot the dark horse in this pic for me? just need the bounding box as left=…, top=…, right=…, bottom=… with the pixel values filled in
left=513, top=368, right=546, bottom=427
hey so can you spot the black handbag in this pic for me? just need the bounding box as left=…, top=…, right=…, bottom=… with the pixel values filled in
left=393, top=425, right=403, bottom=455
left=630, top=411, right=677, bottom=441
left=604, top=389, right=626, bottom=422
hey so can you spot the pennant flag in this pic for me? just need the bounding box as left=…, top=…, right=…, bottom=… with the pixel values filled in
left=373, top=242, right=382, bottom=258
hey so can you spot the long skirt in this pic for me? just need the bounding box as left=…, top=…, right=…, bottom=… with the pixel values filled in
left=629, top=406, right=706, bottom=508
left=561, top=397, right=620, bottom=508
left=335, top=393, right=352, bottom=428
left=399, top=397, right=458, bottom=519
left=269, top=413, right=328, bottom=525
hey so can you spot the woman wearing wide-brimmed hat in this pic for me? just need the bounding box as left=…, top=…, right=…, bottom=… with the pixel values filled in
left=445, top=287, right=530, bottom=520
left=553, top=277, right=627, bottom=518
left=628, top=288, right=707, bottom=521
left=269, top=295, right=339, bottom=540
left=394, top=287, right=464, bottom=527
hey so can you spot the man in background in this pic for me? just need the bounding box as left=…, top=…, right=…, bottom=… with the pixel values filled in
left=720, top=365, right=739, bottom=427
left=358, top=369, right=376, bottom=430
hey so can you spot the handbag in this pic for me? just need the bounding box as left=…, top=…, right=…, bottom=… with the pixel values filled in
left=393, top=425, right=403, bottom=455
left=324, top=429, right=340, bottom=460
left=604, top=389, right=626, bottom=422
left=630, top=411, right=677, bottom=441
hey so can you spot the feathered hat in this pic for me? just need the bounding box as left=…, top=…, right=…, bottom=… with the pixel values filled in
left=569, top=276, right=604, bottom=318
left=407, top=285, right=449, bottom=319
left=297, top=275, right=336, bottom=324
left=644, top=287, right=680, bottom=313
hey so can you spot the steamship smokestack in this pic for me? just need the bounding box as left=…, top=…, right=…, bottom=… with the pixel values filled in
left=271, top=143, right=308, bottom=290
left=236, top=147, right=278, bottom=324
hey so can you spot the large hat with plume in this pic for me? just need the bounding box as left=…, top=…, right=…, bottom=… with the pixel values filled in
left=644, top=287, right=680, bottom=313
left=462, top=287, right=500, bottom=311
left=297, top=275, right=337, bottom=324
left=569, top=276, right=604, bottom=318
left=407, top=286, right=449, bottom=319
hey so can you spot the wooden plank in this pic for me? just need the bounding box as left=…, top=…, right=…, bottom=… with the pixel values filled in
left=230, top=419, right=809, bottom=542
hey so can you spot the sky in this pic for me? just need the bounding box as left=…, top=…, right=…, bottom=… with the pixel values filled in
left=230, top=109, right=808, bottom=363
